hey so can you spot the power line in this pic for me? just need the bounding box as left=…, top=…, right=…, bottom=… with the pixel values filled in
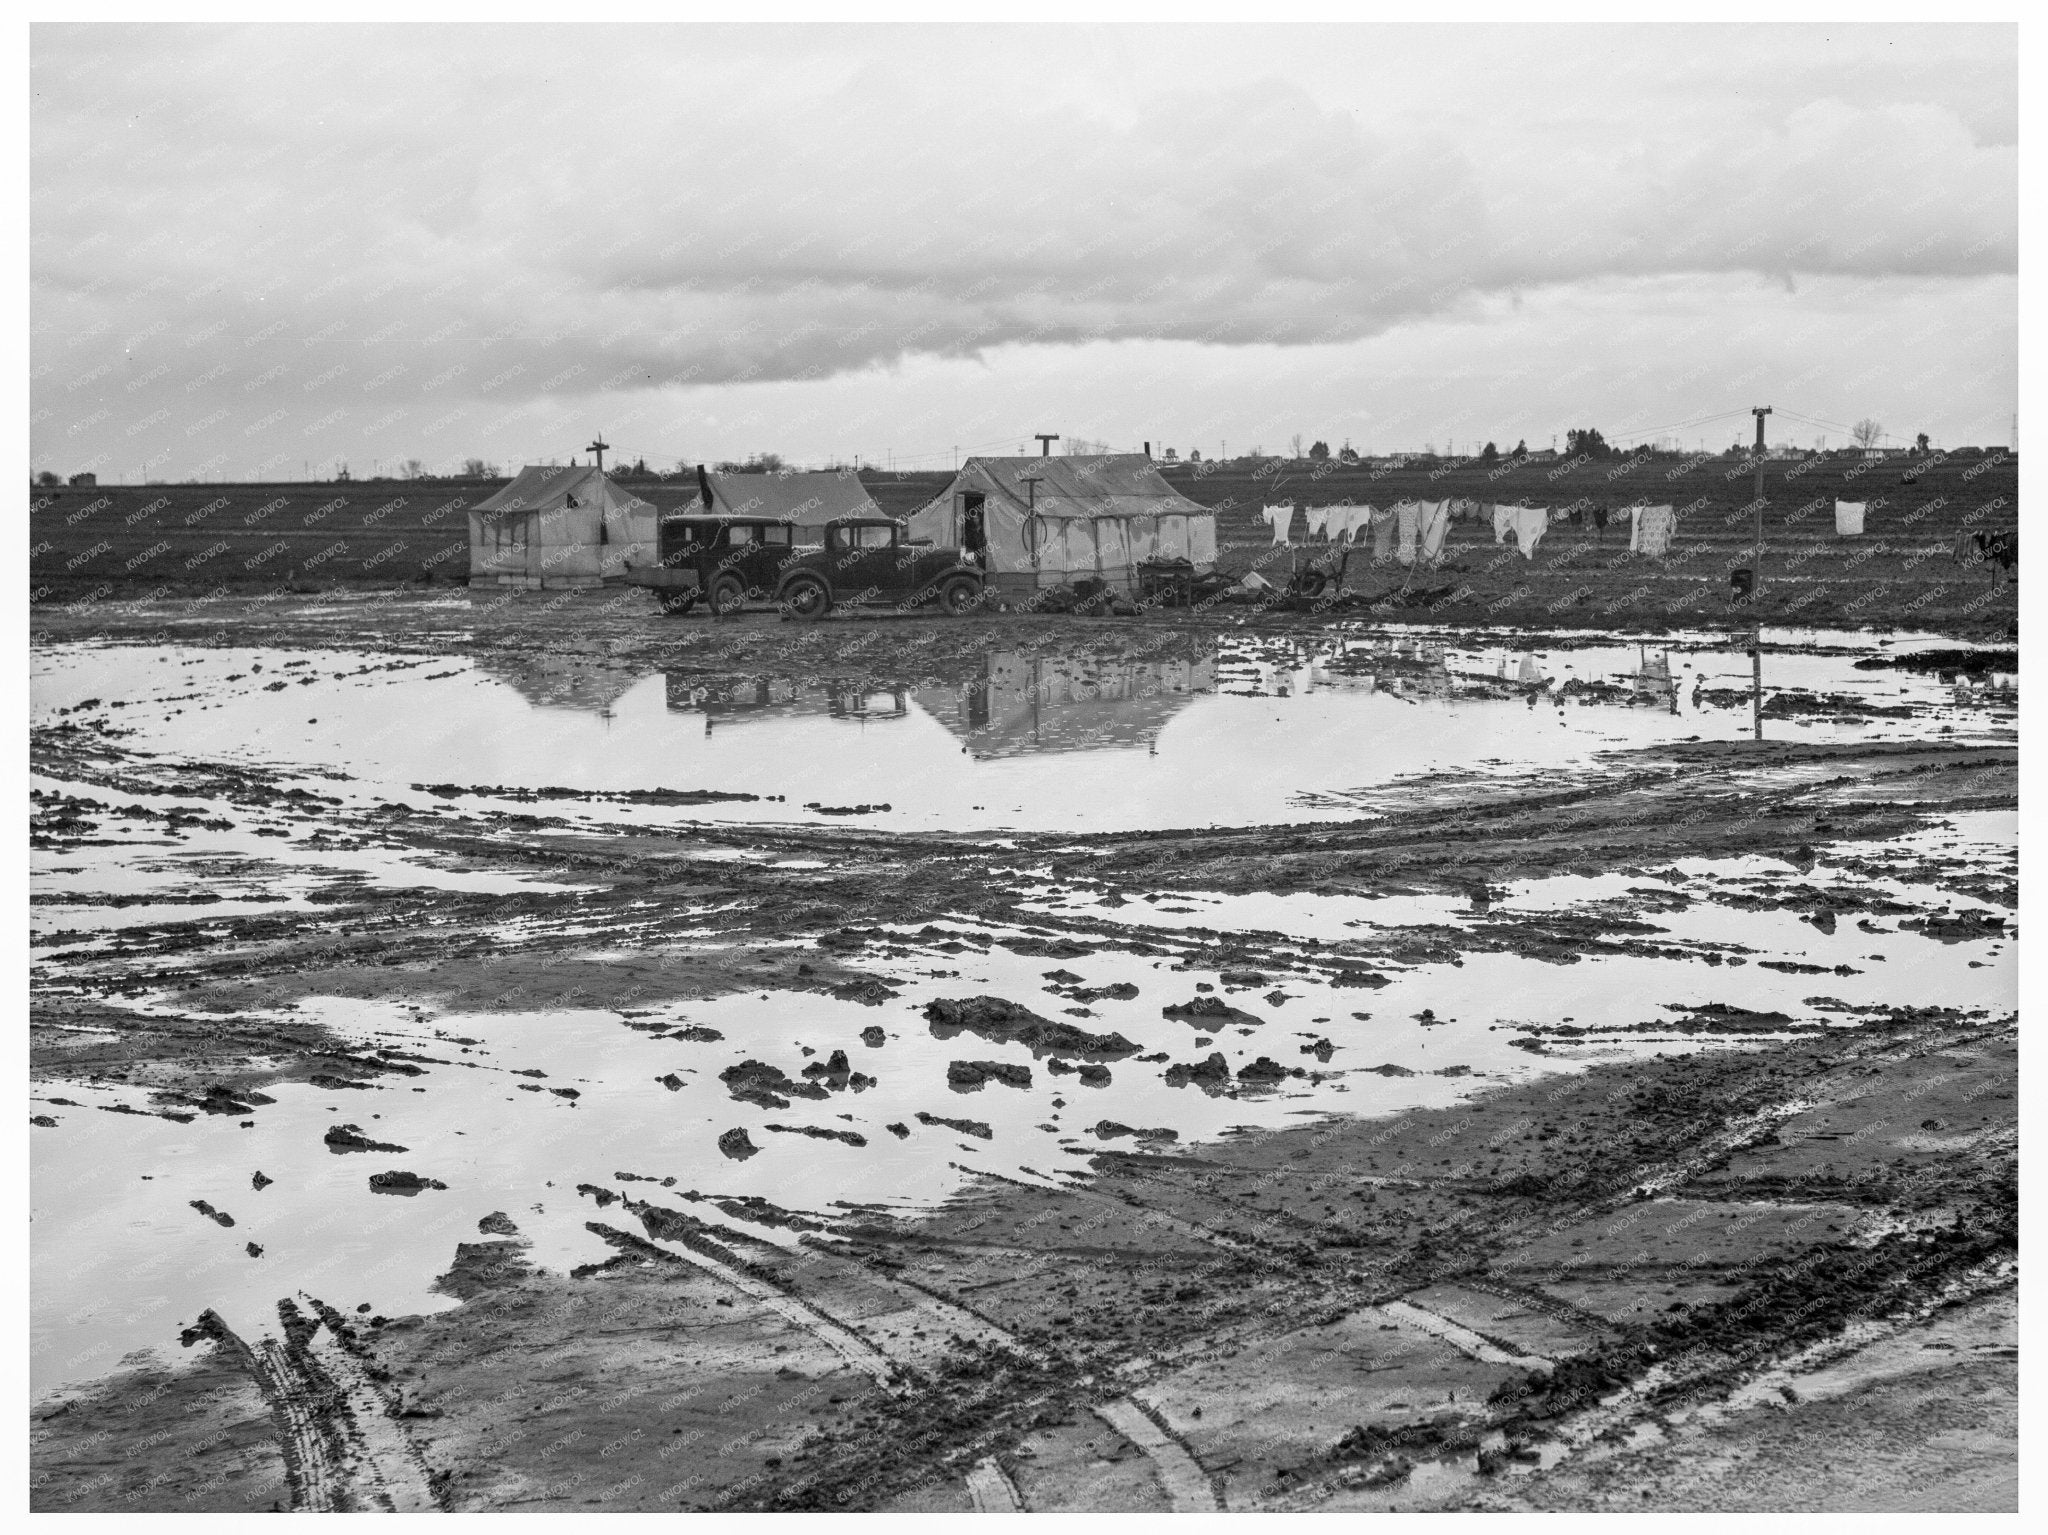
left=1611, top=407, right=1752, bottom=444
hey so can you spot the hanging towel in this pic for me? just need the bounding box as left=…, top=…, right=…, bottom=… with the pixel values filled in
left=1261, top=504, right=1295, bottom=545
left=1417, top=500, right=1450, bottom=566
left=1396, top=502, right=1421, bottom=566
left=1492, top=504, right=1514, bottom=544
left=1629, top=504, right=1676, bottom=557
left=1835, top=500, right=1866, bottom=536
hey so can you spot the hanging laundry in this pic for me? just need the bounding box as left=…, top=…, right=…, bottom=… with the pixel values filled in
left=1304, top=504, right=1332, bottom=539
left=1516, top=654, right=1545, bottom=685
left=1629, top=504, right=1677, bottom=557
left=1261, top=504, right=1295, bottom=545
left=1835, top=499, right=1866, bottom=536
left=1593, top=505, right=1609, bottom=531
left=1396, top=502, right=1422, bottom=566
left=1499, top=506, right=1548, bottom=559
left=1345, top=504, right=1377, bottom=544
left=1416, top=500, right=1450, bottom=566
left=1371, top=506, right=1398, bottom=561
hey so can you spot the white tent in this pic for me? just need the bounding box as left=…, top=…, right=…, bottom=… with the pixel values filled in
left=468, top=465, right=657, bottom=589
left=907, top=454, right=1217, bottom=596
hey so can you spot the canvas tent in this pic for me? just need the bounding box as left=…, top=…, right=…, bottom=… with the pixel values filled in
left=907, top=454, right=1217, bottom=595
left=468, top=465, right=658, bottom=588
left=932, top=649, right=1215, bottom=758
left=691, top=467, right=885, bottom=542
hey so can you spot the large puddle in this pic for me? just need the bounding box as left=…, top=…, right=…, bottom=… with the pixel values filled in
left=32, top=839, right=2013, bottom=1396
left=29, top=626, right=2016, bottom=835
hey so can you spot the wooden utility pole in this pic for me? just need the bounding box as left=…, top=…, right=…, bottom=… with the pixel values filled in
left=1034, top=434, right=1059, bottom=457
left=586, top=434, right=610, bottom=474
left=1750, top=405, right=1771, bottom=742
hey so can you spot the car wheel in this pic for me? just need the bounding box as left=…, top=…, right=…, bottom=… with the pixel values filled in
left=938, top=575, right=982, bottom=615
left=782, top=575, right=831, bottom=621
left=656, top=590, right=698, bottom=616
left=707, top=576, right=747, bottom=616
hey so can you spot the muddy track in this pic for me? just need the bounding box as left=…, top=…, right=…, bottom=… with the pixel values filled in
left=200, top=1300, right=437, bottom=1513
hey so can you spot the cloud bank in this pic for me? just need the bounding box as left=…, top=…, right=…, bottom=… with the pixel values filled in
left=30, top=23, right=2017, bottom=476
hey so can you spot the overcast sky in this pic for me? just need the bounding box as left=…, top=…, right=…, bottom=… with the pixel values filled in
left=31, top=22, right=2016, bottom=481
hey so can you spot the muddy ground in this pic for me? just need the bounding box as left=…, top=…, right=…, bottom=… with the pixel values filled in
left=29, top=597, right=2017, bottom=1512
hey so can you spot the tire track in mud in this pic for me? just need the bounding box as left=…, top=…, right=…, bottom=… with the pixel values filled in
left=1375, top=1299, right=1554, bottom=1371
left=1092, top=1395, right=1222, bottom=1511
left=964, top=1455, right=1024, bottom=1512
left=631, top=1231, right=905, bottom=1392
left=1435, top=1261, right=2022, bottom=1511
left=197, top=1300, right=437, bottom=1513
left=300, top=1307, right=439, bottom=1512
left=247, top=1335, right=347, bottom=1512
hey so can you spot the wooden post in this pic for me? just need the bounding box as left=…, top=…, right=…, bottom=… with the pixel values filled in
left=1750, top=406, right=1771, bottom=742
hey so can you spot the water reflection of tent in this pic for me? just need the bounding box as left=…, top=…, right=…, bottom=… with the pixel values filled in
left=936, top=650, right=1216, bottom=758
left=476, top=654, right=643, bottom=714
left=1633, top=648, right=1676, bottom=707
left=662, top=674, right=910, bottom=733
left=1316, top=640, right=1451, bottom=698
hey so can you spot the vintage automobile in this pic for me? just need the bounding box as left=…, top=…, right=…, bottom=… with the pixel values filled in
left=629, top=514, right=985, bottom=619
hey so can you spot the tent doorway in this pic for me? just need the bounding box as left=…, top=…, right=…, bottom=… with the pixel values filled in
left=960, top=492, right=987, bottom=565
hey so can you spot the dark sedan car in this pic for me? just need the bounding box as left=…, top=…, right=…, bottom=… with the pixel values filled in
left=630, top=515, right=984, bottom=618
